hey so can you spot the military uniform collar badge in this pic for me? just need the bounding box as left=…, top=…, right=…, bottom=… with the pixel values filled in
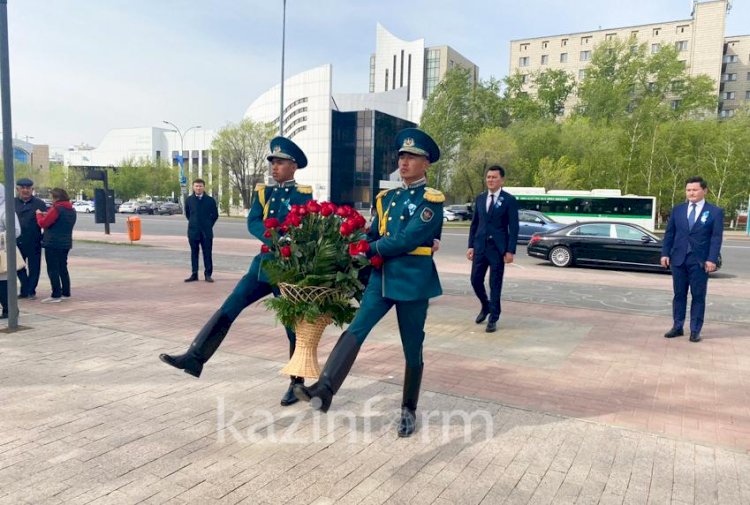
left=402, top=177, right=427, bottom=190
left=277, top=180, right=296, bottom=188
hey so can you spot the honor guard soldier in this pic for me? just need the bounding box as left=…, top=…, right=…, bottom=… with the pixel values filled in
left=160, top=136, right=313, bottom=405
left=295, top=128, right=443, bottom=437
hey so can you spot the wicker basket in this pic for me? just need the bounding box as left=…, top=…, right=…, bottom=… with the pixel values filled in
left=278, top=283, right=340, bottom=378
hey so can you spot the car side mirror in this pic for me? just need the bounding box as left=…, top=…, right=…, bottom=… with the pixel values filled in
left=640, top=235, right=652, bottom=243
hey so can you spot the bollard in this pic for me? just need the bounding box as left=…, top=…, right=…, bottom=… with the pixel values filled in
left=126, top=215, right=141, bottom=242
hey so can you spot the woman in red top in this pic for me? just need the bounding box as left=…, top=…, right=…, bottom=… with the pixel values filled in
left=35, top=188, right=77, bottom=303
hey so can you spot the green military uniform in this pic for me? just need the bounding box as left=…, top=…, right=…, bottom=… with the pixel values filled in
left=348, top=179, right=443, bottom=366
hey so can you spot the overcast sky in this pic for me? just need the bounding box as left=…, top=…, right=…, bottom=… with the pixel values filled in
left=7, top=0, right=748, bottom=152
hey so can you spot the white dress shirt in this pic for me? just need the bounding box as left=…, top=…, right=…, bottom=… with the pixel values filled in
left=687, top=199, right=705, bottom=223
left=486, top=190, right=501, bottom=212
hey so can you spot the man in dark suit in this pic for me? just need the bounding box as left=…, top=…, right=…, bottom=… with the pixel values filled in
left=14, top=178, right=47, bottom=299
left=467, top=165, right=519, bottom=333
left=661, top=176, right=723, bottom=343
left=184, top=178, right=219, bottom=282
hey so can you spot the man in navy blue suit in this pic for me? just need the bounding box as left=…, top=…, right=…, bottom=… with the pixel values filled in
left=660, top=176, right=724, bottom=343
left=467, top=165, right=519, bottom=333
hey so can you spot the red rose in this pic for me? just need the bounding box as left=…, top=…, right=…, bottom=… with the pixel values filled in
left=370, top=255, right=384, bottom=268
left=348, top=242, right=360, bottom=256
left=296, top=206, right=308, bottom=216
left=264, top=217, right=280, bottom=229
left=284, top=213, right=302, bottom=227
left=356, top=239, right=370, bottom=253
left=279, top=225, right=289, bottom=234
left=263, top=230, right=272, bottom=238
left=320, top=202, right=337, bottom=216
left=280, top=246, right=292, bottom=258
left=340, top=221, right=354, bottom=236
left=260, top=244, right=270, bottom=253
left=306, top=200, right=321, bottom=214
left=352, top=214, right=366, bottom=229
left=335, top=205, right=352, bottom=218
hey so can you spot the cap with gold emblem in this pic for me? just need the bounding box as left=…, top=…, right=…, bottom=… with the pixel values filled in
left=266, top=136, right=308, bottom=169
left=395, top=128, right=440, bottom=163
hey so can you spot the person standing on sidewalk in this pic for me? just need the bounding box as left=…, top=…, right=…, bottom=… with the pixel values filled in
left=160, top=137, right=313, bottom=406
left=661, top=176, right=724, bottom=343
left=184, top=178, right=219, bottom=283
left=14, top=178, right=46, bottom=300
left=466, top=165, right=519, bottom=333
left=35, top=188, right=76, bottom=303
left=0, top=183, right=22, bottom=318
left=294, top=128, right=443, bottom=438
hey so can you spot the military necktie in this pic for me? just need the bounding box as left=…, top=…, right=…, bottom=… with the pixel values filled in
left=688, top=203, right=697, bottom=229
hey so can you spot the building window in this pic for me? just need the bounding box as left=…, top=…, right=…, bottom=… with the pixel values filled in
left=630, top=31, right=638, bottom=38
left=581, top=36, right=592, bottom=44
left=671, top=100, right=681, bottom=110
left=578, top=69, right=586, bottom=80
left=605, top=33, right=616, bottom=41
left=424, top=48, right=440, bottom=99
left=520, top=43, right=529, bottom=51
left=155, top=151, right=161, bottom=163
left=369, top=54, right=375, bottom=93
left=675, top=40, right=688, bottom=52
left=677, top=25, right=688, bottom=34
left=671, top=80, right=684, bottom=92
left=560, top=52, right=568, bottom=63
left=384, top=68, right=389, bottom=91
left=647, top=82, right=656, bottom=91
left=747, top=72, right=750, bottom=80
left=719, top=109, right=735, bottom=118
left=721, top=91, right=735, bottom=100
left=723, top=55, right=739, bottom=63
left=520, top=74, right=528, bottom=84
left=580, top=50, right=591, bottom=61
left=540, top=54, right=548, bottom=65
left=519, top=56, right=529, bottom=67
left=651, top=43, right=660, bottom=54
left=721, top=73, right=737, bottom=82
left=652, top=28, right=660, bottom=36
left=542, top=40, right=549, bottom=49
left=561, top=38, right=568, bottom=47
left=746, top=91, right=750, bottom=99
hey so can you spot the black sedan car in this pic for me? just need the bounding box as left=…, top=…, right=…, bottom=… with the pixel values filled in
left=527, top=221, right=721, bottom=273
left=156, top=202, right=182, bottom=215
left=518, top=210, right=567, bottom=243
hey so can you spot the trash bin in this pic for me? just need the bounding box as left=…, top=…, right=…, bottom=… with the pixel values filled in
left=126, top=215, right=141, bottom=241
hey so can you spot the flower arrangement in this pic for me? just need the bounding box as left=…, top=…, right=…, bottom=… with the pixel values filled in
left=262, top=200, right=378, bottom=328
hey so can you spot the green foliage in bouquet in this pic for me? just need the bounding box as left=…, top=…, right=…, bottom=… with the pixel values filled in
left=262, top=200, right=374, bottom=327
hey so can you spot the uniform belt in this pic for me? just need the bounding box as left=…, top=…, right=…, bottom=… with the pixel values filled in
left=407, top=247, right=432, bottom=256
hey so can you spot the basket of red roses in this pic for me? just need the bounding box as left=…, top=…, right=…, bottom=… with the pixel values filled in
left=262, top=200, right=376, bottom=378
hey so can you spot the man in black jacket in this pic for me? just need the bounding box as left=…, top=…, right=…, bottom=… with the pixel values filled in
left=14, top=178, right=47, bottom=299
left=184, top=178, right=219, bottom=282
left=466, top=166, right=519, bottom=333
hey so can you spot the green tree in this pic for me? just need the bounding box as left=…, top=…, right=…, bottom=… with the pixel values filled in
left=212, top=118, right=275, bottom=209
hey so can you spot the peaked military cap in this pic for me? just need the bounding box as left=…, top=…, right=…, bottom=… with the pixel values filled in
left=16, top=178, right=34, bottom=187
left=266, top=136, right=307, bottom=169
left=395, top=128, right=440, bottom=163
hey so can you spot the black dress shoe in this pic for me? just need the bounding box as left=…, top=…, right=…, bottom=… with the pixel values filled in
left=475, top=307, right=489, bottom=324
left=689, top=332, right=701, bottom=342
left=184, top=274, right=198, bottom=282
left=18, top=294, right=29, bottom=299
left=664, top=327, right=684, bottom=338
left=280, top=385, right=298, bottom=406
left=485, top=320, right=497, bottom=333
left=204, top=276, right=214, bottom=283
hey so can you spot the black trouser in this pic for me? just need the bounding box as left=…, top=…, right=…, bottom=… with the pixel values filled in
left=0, top=280, right=7, bottom=314
left=470, top=243, right=505, bottom=323
left=188, top=232, right=213, bottom=277
left=18, top=244, right=42, bottom=296
left=45, top=247, right=71, bottom=298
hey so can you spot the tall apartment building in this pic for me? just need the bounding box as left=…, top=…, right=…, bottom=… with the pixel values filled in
left=370, top=23, right=479, bottom=123
left=509, top=0, right=747, bottom=116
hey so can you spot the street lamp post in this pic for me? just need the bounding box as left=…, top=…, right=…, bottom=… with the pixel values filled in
left=162, top=121, right=201, bottom=208
left=279, top=0, right=286, bottom=136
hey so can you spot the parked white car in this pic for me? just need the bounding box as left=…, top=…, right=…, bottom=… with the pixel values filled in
left=119, top=201, right=139, bottom=213
left=73, top=201, right=95, bottom=213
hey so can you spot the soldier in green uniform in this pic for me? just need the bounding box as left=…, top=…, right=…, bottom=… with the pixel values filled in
left=295, top=128, right=443, bottom=437
left=159, top=136, right=313, bottom=406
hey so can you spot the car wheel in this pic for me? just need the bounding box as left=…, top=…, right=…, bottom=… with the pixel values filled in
left=549, top=246, right=573, bottom=267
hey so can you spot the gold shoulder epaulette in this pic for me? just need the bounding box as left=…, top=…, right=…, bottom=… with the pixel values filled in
left=297, top=184, right=313, bottom=194
left=254, top=183, right=266, bottom=192
left=376, top=189, right=390, bottom=200
left=424, top=187, right=445, bottom=203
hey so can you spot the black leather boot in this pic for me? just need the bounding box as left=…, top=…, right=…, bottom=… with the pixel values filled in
left=159, top=310, right=232, bottom=377
left=281, top=341, right=304, bottom=406
left=397, top=364, right=423, bottom=438
left=293, top=330, right=361, bottom=412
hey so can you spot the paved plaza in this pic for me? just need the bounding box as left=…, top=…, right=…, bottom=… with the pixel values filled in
left=1, top=230, right=750, bottom=504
